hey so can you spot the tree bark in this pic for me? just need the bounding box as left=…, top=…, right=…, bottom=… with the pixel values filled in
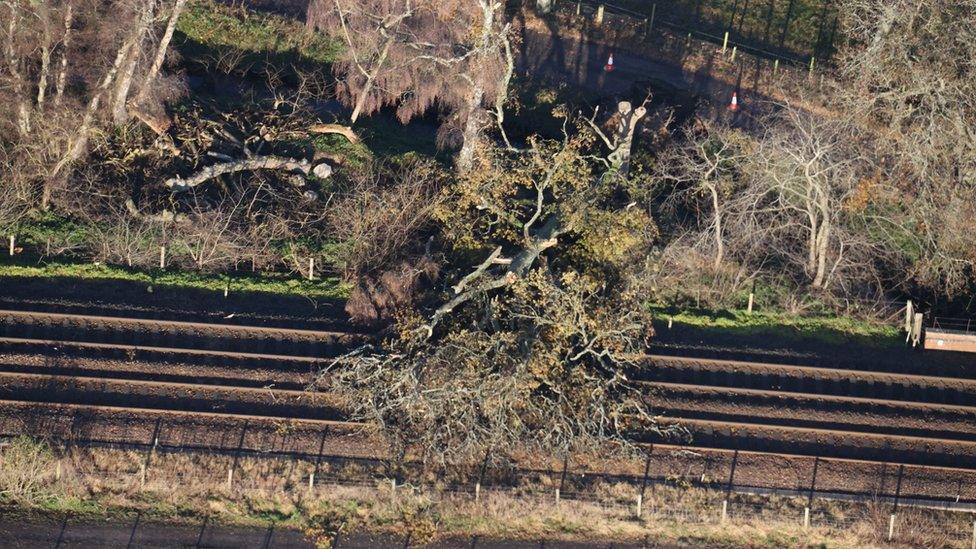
left=350, top=34, right=393, bottom=123
left=707, top=184, right=724, bottom=269
left=111, top=0, right=156, bottom=125
left=135, top=0, right=187, bottom=107
left=164, top=156, right=327, bottom=191
left=4, top=7, right=30, bottom=137
left=36, top=3, right=52, bottom=110
left=54, top=3, right=73, bottom=107
left=48, top=34, right=136, bottom=193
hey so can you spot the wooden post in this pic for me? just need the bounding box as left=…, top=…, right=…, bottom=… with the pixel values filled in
left=595, top=4, right=604, bottom=25
left=159, top=246, right=166, bottom=269
left=803, top=506, right=809, bottom=529
left=556, top=455, right=568, bottom=506
left=308, top=472, right=314, bottom=495
left=226, top=468, right=233, bottom=490
left=140, top=463, right=146, bottom=487
left=8, top=235, right=13, bottom=256
left=224, top=282, right=229, bottom=298
left=308, top=257, right=314, bottom=281
left=747, top=293, right=754, bottom=314
left=475, top=481, right=481, bottom=501
left=55, top=461, right=61, bottom=480
left=391, top=478, right=396, bottom=496
left=636, top=493, right=643, bottom=518
left=905, top=300, right=914, bottom=334
left=721, top=499, right=728, bottom=522
left=808, top=56, right=816, bottom=76
left=773, top=59, right=779, bottom=75
left=668, top=316, right=673, bottom=329
left=722, top=31, right=729, bottom=53
left=887, top=514, right=895, bottom=541
left=912, top=313, right=924, bottom=347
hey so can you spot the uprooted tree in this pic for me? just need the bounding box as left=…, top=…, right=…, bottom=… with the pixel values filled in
left=315, top=124, right=664, bottom=467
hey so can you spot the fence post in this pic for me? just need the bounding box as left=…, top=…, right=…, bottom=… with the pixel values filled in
left=912, top=313, right=923, bottom=347
left=905, top=300, right=913, bottom=334
left=773, top=59, right=779, bottom=75
left=159, top=246, right=166, bottom=269
left=308, top=472, right=314, bottom=495
left=595, top=4, right=604, bottom=25
left=308, top=257, right=314, bottom=281
left=226, top=467, right=233, bottom=490
left=475, top=481, right=481, bottom=502
left=803, top=506, right=809, bottom=529
left=55, top=461, right=61, bottom=481
left=747, top=293, right=754, bottom=314
left=635, top=493, right=643, bottom=518
left=139, top=463, right=146, bottom=487
left=730, top=46, right=737, bottom=61
left=721, top=499, right=728, bottom=522
left=8, top=235, right=13, bottom=256
left=722, top=31, right=729, bottom=53
left=887, top=514, right=895, bottom=541
left=808, top=56, right=816, bottom=77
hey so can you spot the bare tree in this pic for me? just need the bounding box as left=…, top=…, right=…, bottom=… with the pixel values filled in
left=307, top=0, right=513, bottom=171
left=732, top=106, right=884, bottom=291
left=837, top=0, right=976, bottom=295
left=658, top=119, right=750, bottom=270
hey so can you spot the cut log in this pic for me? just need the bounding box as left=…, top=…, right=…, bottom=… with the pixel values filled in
left=165, top=156, right=330, bottom=191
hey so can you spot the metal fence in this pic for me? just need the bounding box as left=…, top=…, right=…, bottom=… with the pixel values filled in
left=66, top=451, right=976, bottom=547
left=568, top=0, right=835, bottom=68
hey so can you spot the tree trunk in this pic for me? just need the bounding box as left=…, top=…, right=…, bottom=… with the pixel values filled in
left=4, top=7, right=31, bottom=137
left=36, top=4, right=52, bottom=110
left=54, top=3, right=74, bottom=107
left=135, top=0, right=187, bottom=107
left=164, top=156, right=324, bottom=191
left=350, top=34, right=393, bottom=123
left=111, top=0, right=156, bottom=125
left=708, top=184, right=724, bottom=270
left=812, top=219, right=830, bottom=288
left=48, top=33, right=136, bottom=193
left=608, top=101, right=647, bottom=177
left=457, top=84, right=486, bottom=173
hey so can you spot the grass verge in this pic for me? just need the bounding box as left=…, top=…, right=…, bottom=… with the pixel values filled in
left=0, top=262, right=349, bottom=300
left=0, top=438, right=963, bottom=548
left=649, top=305, right=902, bottom=349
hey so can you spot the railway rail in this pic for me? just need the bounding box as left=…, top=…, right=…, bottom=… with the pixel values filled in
left=3, top=308, right=976, bottom=501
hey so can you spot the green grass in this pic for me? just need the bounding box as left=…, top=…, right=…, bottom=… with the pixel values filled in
left=177, top=0, right=341, bottom=64
left=649, top=304, right=901, bottom=348
left=0, top=263, right=350, bottom=300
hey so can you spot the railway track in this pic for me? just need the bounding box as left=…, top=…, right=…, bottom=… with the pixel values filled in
left=0, top=309, right=364, bottom=359
left=3, top=308, right=976, bottom=479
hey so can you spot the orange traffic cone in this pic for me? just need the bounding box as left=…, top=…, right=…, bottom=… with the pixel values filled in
left=604, top=53, right=615, bottom=72
left=728, top=92, right=740, bottom=112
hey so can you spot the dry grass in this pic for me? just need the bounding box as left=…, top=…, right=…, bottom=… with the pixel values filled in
left=0, top=439, right=970, bottom=547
